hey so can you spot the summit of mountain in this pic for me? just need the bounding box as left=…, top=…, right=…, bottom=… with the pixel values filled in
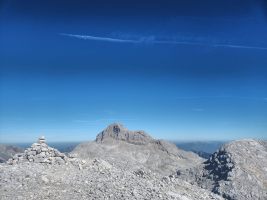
left=72, top=123, right=203, bottom=176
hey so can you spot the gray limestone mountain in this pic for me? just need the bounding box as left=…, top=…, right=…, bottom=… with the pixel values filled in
left=176, top=139, right=267, bottom=200
left=95, top=123, right=153, bottom=145
left=0, top=144, right=24, bottom=163
left=72, top=123, right=204, bottom=176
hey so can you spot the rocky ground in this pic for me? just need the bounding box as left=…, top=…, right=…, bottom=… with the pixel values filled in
left=1, top=124, right=266, bottom=200
left=0, top=136, right=222, bottom=200
left=176, top=139, right=267, bottom=200
left=0, top=144, right=23, bottom=163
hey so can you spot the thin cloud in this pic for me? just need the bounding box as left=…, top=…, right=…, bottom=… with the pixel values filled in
left=176, top=96, right=267, bottom=101
left=213, top=44, right=267, bottom=50
left=73, top=120, right=92, bottom=123
left=73, top=118, right=137, bottom=124
left=192, top=108, right=205, bottom=112
left=60, top=33, right=267, bottom=50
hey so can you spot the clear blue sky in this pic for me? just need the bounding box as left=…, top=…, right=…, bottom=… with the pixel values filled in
left=0, top=0, right=267, bottom=143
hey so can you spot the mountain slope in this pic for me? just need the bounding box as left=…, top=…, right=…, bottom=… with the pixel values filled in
left=72, top=123, right=203, bottom=176
left=176, top=139, right=267, bottom=200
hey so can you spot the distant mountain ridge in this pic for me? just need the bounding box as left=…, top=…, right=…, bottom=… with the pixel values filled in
left=175, top=141, right=226, bottom=159
left=175, top=141, right=225, bottom=153
left=1, top=142, right=80, bottom=153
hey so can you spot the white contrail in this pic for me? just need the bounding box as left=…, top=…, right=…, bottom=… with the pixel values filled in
left=212, top=44, right=267, bottom=50
left=60, top=33, right=139, bottom=43
left=60, top=33, right=267, bottom=50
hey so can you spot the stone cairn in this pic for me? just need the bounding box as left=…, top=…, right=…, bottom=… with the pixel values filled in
left=7, top=136, right=68, bottom=165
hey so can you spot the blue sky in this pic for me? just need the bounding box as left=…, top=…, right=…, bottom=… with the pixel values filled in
left=0, top=0, right=267, bottom=142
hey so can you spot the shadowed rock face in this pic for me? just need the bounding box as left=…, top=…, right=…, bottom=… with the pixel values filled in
left=203, top=139, right=267, bottom=200
left=176, top=139, right=267, bottom=200
left=203, top=148, right=234, bottom=182
left=73, top=123, right=203, bottom=176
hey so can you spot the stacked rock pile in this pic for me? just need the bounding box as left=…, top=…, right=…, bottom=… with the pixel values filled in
left=7, top=136, right=68, bottom=165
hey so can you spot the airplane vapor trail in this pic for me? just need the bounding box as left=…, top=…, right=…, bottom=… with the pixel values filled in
left=60, top=33, right=267, bottom=50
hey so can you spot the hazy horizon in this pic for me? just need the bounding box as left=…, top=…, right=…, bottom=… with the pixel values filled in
left=1, top=0, right=267, bottom=143
left=0, top=122, right=265, bottom=143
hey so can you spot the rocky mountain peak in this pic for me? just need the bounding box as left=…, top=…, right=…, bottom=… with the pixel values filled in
left=105, top=123, right=127, bottom=135
left=95, top=123, right=154, bottom=145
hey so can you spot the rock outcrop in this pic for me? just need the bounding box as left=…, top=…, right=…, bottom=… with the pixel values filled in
left=73, top=123, right=203, bottom=176
left=0, top=144, right=24, bottom=163
left=176, top=139, right=267, bottom=200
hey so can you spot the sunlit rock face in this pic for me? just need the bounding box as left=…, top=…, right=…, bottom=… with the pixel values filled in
left=96, top=123, right=154, bottom=145
left=74, top=123, right=203, bottom=176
